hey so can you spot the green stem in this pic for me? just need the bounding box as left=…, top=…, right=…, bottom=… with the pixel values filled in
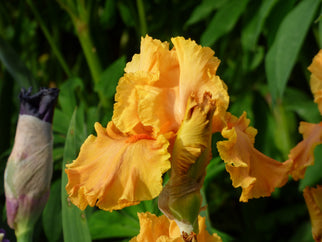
left=57, top=0, right=107, bottom=106
left=26, top=0, right=73, bottom=78
left=136, top=0, right=147, bottom=36
left=15, top=225, right=33, bottom=242
left=73, top=19, right=102, bottom=84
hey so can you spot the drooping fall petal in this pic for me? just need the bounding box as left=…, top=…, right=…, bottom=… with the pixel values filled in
left=303, top=186, right=322, bottom=241
left=288, top=122, right=322, bottom=180
left=130, top=212, right=222, bottom=242
left=65, top=122, right=171, bottom=211
left=308, top=49, right=322, bottom=115
left=217, top=112, right=292, bottom=202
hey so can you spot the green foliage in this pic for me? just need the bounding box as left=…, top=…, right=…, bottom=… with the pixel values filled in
left=88, top=210, right=139, bottom=239
left=1, top=0, right=322, bottom=241
left=200, top=0, right=249, bottom=46
left=299, top=144, right=322, bottom=191
left=42, top=180, right=62, bottom=242
left=265, top=0, right=320, bottom=104
left=61, top=109, right=91, bottom=242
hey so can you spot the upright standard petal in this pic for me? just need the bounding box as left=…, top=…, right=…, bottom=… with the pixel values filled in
left=130, top=212, right=222, bottom=242
left=288, top=122, right=322, bottom=180
left=65, top=122, right=171, bottom=211
left=113, top=72, right=159, bottom=134
left=113, top=36, right=229, bottom=137
left=172, top=37, right=229, bottom=131
left=308, top=50, right=322, bottom=115
left=217, top=112, right=292, bottom=202
left=303, top=186, right=322, bottom=242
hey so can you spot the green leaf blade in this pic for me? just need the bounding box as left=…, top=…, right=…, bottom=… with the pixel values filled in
left=61, top=109, right=91, bottom=242
left=42, top=179, right=62, bottom=242
left=200, top=0, right=249, bottom=46
left=265, top=0, right=320, bottom=104
left=241, top=0, right=278, bottom=51
left=88, top=210, right=139, bottom=240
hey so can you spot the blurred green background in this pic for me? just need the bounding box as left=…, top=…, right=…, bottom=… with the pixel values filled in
left=1, top=0, right=322, bottom=241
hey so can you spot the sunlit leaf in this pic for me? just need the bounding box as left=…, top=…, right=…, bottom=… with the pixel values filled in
left=265, top=0, right=320, bottom=104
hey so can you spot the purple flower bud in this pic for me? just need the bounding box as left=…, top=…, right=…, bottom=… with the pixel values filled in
left=19, top=87, right=59, bottom=123
left=4, top=87, right=59, bottom=238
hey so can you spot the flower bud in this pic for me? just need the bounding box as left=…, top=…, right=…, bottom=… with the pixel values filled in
left=4, top=87, right=59, bottom=238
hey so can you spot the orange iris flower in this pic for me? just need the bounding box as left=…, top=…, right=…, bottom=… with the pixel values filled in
left=65, top=36, right=229, bottom=211
left=130, top=212, right=222, bottom=242
left=288, top=50, right=322, bottom=180
left=303, top=186, right=322, bottom=242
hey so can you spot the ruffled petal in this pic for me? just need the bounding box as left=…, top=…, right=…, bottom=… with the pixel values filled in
left=171, top=37, right=229, bottom=128
left=113, top=36, right=229, bottom=137
left=113, top=72, right=159, bottom=134
left=130, top=212, right=222, bottom=242
left=288, top=122, right=322, bottom=180
left=308, top=50, right=322, bottom=115
left=136, top=85, right=179, bottom=135
left=303, top=186, right=322, bottom=241
left=125, top=35, right=179, bottom=89
left=130, top=212, right=180, bottom=242
left=65, top=122, right=171, bottom=211
left=217, top=112, right=292, bottom=202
